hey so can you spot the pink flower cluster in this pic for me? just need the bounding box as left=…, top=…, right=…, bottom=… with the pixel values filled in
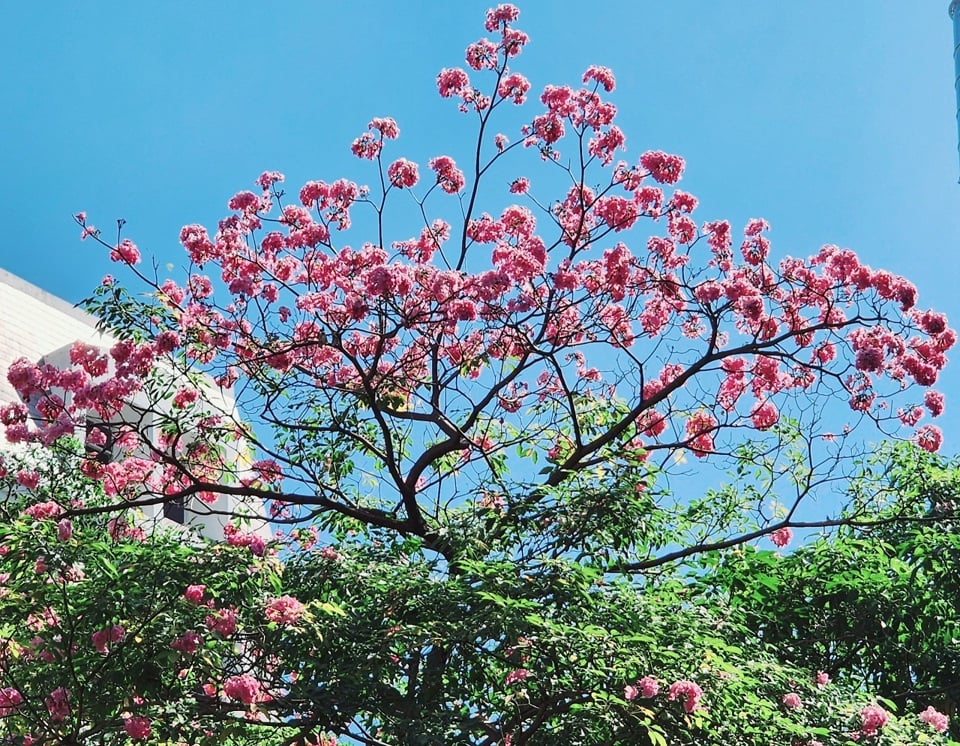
left=624, top=676, right=659, bottom=700
left=223, top=673, right=265, bottom=705
left=770, top=527, right=793, bottom=549
left=124, top=716, right=152, bottom=740
left=504, top=668, right=530, bottom=686
left=781, top=692, right=802, bottom=709
left=918, top=705, right=949, bottom=733
left=860, top=704, right=889, bottom=736
left=668, top=680, right=703, bottom=714
left=0, top=687, right=22, bottom=717
left=91, top=624, right=126, bottom=654
left=264, top=595, right=306, bottom=626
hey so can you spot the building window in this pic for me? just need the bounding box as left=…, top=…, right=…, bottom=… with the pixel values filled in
left=163, top=496, right=186, bottom=524
left=85, top=418, right=115, bottom=464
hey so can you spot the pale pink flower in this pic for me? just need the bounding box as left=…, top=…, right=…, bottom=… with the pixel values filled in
left=0, top=687, right=23, bottom=716
left=264, top=595, right=306, bottom=626
left=223, top=674, right=264, bottom=705
left=860, top=705, right=889, bottom=736
left=91, top=624, right=126, bottom=654
left=668, top=680, right=703, bottom=713
left=124, top=716, right=152, bottom=740
left=770, top=527, right=793, bottom=548
left=782, top=692, right=802, bottom=709
left=638, top=676, right=659, bottom=698
left=45, top=687, right=70, bottom=722
left=919, top=706, right=949, bottom=733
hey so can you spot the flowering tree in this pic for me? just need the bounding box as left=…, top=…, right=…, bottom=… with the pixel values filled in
left=0, top=4, right=957, bottom=744
left=705, top=442, right=960, bottom=740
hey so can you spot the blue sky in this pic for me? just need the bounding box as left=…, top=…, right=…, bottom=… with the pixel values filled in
left=2, top=1, right=959, bottom=448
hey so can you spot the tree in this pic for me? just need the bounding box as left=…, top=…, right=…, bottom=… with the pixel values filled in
left=0, top=4, right=956, bottom=744
left=704, top=442, right=960, bottom=740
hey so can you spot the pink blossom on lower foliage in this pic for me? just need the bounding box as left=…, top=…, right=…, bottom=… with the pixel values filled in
left=860, top=704, right=889, bottom=736
left=171, top=631, right=202, bottom=655
left=781, top=692, right=802, bottom=709
left=0, top=687, right=22, bottom=717
left=667, top=680, right=703, bottom=714
left=205, top=607, right=238, bottom=637
left=184, top=584, right=206, bottom=604
left=918, top=705, right=949, bottom=733
left=223, top=673, right=265, bottom=705
left=815, top=670, right=830, bottom=687
left=91, top=624, right=126, bottom=654
left=264, top=595, right=306, bottom=625
left=638, top=676, right=659, bottom=698
left=123, top=716, right=152, bottom=740
left=45, top=687, right=70, bottom=722
left=22, top=501, right=62, bottom=521
left=16, top=470, right=40, bottom=491
left=504, top=668, right=530, bottom=686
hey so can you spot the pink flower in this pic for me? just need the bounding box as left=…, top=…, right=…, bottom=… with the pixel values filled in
left=668, top=680, right=703, bottom=713
left=45, top=687, right=70, bottom=723
left=57, top=518, right=73, bottom=541
left=860, top=705, right=889, bottom=736
left=624, top=684, right=639, bottom=701
left=497, top=72, right=531, bottom=104
left=640, top=150, right=685, bottom=185
left=256, top=171, right=284, bottom=191
left=124, top=716, right=152, bottom=740
left=638, top=676, right=659, bottom=698
left=437, top=67, right=471, bottom=98
left=91, top=624, right=126, bottom=654
left=23, top=501, right=62, bottom=520
left=205, top=607, right=238, bottom=637
left=750, top=400, right=779, bottom=430
left=183, top=585, right=205, bottom=604
left=770, top=527, right=793, bottom=548
left=223, top=673, right=264, bottom=705
left=485, top=3, right=520, bottom=32
left=0, top=687, right=23, bottom=717
left=815, top=671, right=830, bottom=687
left=387, top=158, right=419, bottom=189
left=16, top=470, right=40, bottom=490
left=915, top=424, right=943, bottom=453
left=369, top=117, right=399, bottom=139
left=428, top=156, right=465, bottom=194
left=171, top=631, right=202, bottom=655
left=685, top=412, right=717, bottom=457
left=505, top=668, right=530, bottom=686
left=582, top=65, right=616, bottom=92
left=918, top=705, right=949, bottom=733
left=782, top=692, right=802, bottom=709
left=264, top=595, right=306, bottom=626
left=924, top=390, right=945, bottom=417
left=110, top=238, right=141, bottom=265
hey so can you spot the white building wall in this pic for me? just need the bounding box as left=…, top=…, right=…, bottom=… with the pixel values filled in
left=0, top=268, right=112, bottom=405
left=0, top=268, right=269, bottom=542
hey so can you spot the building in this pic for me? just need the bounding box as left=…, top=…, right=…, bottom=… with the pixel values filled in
left=0, top=267, right=268, bottom=541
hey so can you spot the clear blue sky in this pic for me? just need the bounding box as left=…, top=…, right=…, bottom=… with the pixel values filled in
left=2, top=1, right=959, bottom=448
